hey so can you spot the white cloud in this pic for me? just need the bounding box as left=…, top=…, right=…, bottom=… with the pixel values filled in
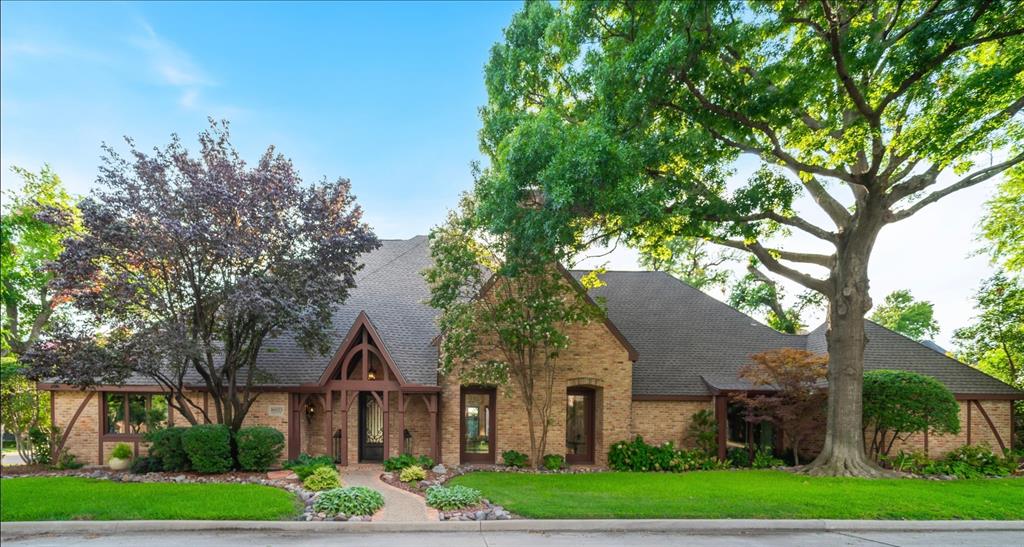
left=132, top=19, right=213, bottom=109
left=178, top=89, right=199, bottom=108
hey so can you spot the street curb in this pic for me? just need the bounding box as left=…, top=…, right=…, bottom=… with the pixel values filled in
left=3, top=519, right=1024, bottom=536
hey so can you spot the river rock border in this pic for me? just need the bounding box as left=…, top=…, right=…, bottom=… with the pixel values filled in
left=0, top=468, right=372, bottom=522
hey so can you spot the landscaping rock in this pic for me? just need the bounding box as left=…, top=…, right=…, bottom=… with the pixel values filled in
left=431, top=464, right=447, bottom=475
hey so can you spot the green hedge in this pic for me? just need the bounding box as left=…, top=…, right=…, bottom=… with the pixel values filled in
left=608, top=436, right=729, bottom=472
left=235, top=426, right=284, bottom=472
left=182, top=424, right=232, bottom=473
left=145, top=427, right=190, bottom=471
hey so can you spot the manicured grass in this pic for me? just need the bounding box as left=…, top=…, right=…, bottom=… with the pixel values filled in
left=1, top=477, right=301, bottom=521
left=450, top=470, right=1024, bottom=520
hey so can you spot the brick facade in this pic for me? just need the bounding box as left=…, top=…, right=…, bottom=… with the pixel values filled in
left=52, top=386, right=1014, bottom=468
left=630, top=400, right=714, bottom=448
left=438, top=314, right=634, bottom=466
left=890, top=399, right=1014, bottom=457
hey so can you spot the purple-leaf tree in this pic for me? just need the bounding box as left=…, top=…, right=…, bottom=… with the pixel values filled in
left=26, top=120, right=379, bottom=432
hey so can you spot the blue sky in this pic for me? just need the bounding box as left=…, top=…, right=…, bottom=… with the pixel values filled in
left=1, top=1, right=520, bottom=236
left=0, top=1, right=1005, bottom=346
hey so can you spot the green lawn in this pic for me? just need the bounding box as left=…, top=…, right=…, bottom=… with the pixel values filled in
left=451, top=470, right=1024, bottom=520
left=1, top=477, right=302, bottom=521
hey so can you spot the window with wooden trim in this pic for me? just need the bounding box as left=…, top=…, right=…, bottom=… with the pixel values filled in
left=104, top=393, right=169, bottom=436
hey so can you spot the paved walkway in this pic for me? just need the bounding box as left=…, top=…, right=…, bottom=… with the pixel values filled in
left=340, top=464, right=437, bottom=522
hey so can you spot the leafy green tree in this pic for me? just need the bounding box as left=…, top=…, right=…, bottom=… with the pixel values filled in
left=638, top=236, right=734, bottom=290
left=475, top=0, right=1022, bottom=475
left=0, top=356, right=50, bottom=463
left=954, top=273, right=1023, bottom=448
left=870, top=290, right=940, bottom=341
left=0, top=165, right=78, bottom=462
left=862, top=370, right=960, bottom=458
left=424, top=194, right=602, bottom=467
left=1, top=165, right=81, bottom=357
left=979, top=162, right=1023, bottom=272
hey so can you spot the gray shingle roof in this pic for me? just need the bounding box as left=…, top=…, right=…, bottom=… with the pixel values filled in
left=573, top=270, right=1020, bottom=398
left=114, top=238, right=1021, bottom=399
left=248, top=235, right=440, bottom=386
left=806, top=321, right=1021, bottom=396
left=571, top=270, right=804, bottom=397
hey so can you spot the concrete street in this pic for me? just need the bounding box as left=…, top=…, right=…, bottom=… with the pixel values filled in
left=3, top=530, right=1022, bottom=547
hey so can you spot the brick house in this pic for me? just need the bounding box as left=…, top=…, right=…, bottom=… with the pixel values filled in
left=43, top=236, right=1021, bottom=467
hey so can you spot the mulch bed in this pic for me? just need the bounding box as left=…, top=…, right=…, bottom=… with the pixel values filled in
left=0, top=464, right=52, bottom=476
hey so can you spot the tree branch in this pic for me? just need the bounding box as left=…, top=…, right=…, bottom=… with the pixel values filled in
left=887, top=151, right=1024, bottom=222
left=714, top=239, right=830, bottom=293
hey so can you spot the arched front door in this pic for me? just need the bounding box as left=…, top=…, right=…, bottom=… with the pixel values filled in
left=359, top=392, right=384, bottom=462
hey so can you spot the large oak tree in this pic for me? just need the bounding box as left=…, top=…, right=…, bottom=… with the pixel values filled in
left=26, top=120, right=379, bottom=435
left=473, top=0, right=1022, bottom=475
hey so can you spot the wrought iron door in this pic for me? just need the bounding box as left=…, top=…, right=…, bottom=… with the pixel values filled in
left=359, top=392, right=384, bottom=461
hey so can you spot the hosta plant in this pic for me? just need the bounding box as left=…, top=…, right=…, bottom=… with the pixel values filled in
left=313, top=486, right=385, bottom=516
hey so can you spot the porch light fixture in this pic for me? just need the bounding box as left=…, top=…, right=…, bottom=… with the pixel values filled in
left=367, top=370, right=377, bottom=380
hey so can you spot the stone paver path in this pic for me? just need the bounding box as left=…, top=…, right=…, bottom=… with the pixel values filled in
left=341, top=464, right=437, bottom=522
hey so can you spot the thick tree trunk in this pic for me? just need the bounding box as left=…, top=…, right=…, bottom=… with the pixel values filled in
left=803, top=213, right=893, bottom=477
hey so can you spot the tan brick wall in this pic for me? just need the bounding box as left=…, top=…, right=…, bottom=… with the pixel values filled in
left=629, top=400, right=714, bottom=449
left=53, top=391, right=102, bottom=465
left=891, top=400, right=1014, bottom=457
left=53, top=389, right=293, bottom=467
left=439, top=313, right=633, bottom=466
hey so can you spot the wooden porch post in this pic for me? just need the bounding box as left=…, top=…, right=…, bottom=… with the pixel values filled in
left=382, top=390, right=391, bottom=460
left=429, top=393, right=439, bottom=463
left=339, top=390, right=348, bottom=466
left=715, top=396, right=727, bottom=460
left=398, top=393, right=406, bottom=456
left=323, top=390, right=333, bottom=458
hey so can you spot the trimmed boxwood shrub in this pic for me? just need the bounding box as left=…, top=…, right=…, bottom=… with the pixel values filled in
left=130, top=455, right=164, bottom=474
left=236, top=426, right=285, bottom=472
left=283, top=453, right=336, bottom=480
left=314, top=486, right=385, bottom=516
left=502, top=450, right=528, bottom=468
left=303, top=466, right=342, bottom=491
left=182, top=424, right=232, bottom=473
left=145, top=427, right=190, bottom=471
left=425, top=485, right=482, bottom=510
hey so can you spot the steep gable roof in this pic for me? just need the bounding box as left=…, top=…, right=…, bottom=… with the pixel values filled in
left=252, top=236, right=440, bottom=386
